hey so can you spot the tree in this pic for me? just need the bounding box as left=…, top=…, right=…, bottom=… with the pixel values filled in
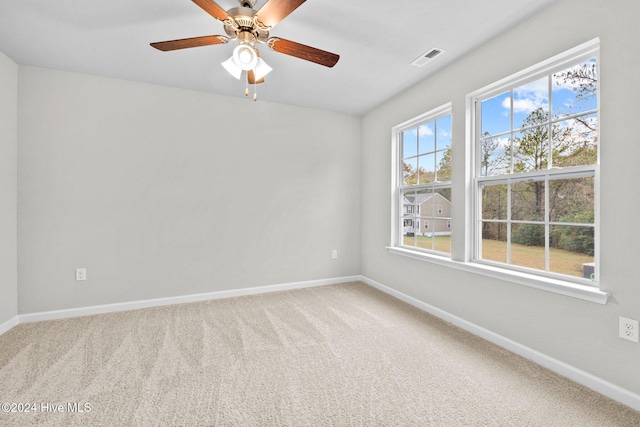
left=437, top=148, right=451, bottom=182
left=480, top=132, right=505, bottom=176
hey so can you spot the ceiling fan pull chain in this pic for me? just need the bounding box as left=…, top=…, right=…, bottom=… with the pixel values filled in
left=253, top=82, right=257, bottom=101
left=244, top=72, right=249, bottom=97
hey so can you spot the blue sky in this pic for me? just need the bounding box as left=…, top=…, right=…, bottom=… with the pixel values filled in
left=481, top=58, right=597, bottom=137
left=402, top=114, right=452, bottom=159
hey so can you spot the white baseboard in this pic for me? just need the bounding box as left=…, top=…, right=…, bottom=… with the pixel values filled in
left=0, top=315, right=19, bottom=335
left=360, top=275, right=640, bottom=413
left=17, top=275, right=361, bottom=324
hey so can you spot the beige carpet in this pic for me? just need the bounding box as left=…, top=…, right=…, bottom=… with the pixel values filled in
left=1, top=282, right=639, bottom=426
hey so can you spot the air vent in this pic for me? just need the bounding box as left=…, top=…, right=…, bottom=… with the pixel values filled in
left=411, top=48, right=445, bottom=68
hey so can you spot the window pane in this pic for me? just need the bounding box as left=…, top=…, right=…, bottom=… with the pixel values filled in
left=511, top=180, right=545, bottom=221
left=481, top=91, right=510, bottom=137
left=417, top=153, right=435, bottom=184
left=482, top=183, right=508, bottom=220
left=403, top=158, right=417, bottom=185
left=480, top=135, right=509, bottom=176
left=411, top=231, right=433, bottom=250
left=549, top=176, right=594, bottom=223
left=402, top=128, right=418, bottom=158
left=434, top=235, right=451, bottom=253
left=402, top=217, right=416, bottom=232
left=402, top=189, right=418, bottom=246
left=552, top=58, right=598, bottom=118
left=513, top=126, right=549, bottom=173
left=418, top=122, right=435, bottom=154
left=510, top=223, right=545, bottom=271
left=436, top=149, right=451, bottom=182
left=549, top=225, right=594, bottom=277
left=435, top=187, right=452, bottom=212
left=436, top=115, right=452, bottom=150
left=513, top=77, right=549, bottom=131
left=481, top=222, right=507, bottom=262
left=552, top=113, right=598, bottom=167
left=434, top=188, right=452, bottom=254
left=422, top=217, right=452, bottom=253
left=402, top=232, right=417, bottom=247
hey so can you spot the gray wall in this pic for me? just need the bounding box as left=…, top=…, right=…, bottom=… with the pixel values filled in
left=17, top=66, right=361, bottom=313
left=361, top=0, right=640, bottom=395
left=0, top=53, right=17, bottom=325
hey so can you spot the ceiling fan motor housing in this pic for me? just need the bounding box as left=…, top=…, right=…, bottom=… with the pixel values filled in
left=224, top=7, right=270, bottom=44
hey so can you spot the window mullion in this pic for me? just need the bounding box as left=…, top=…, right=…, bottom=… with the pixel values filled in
left=545, top=178, right=550, bottom=272
left=506, top=178, right=512, bottom=265
left=547, top=75, right=553, bottom=170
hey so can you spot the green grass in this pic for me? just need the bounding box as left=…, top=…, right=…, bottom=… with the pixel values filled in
left=403, top=235, right=593, bottom=277
left=403, top=235, right=451, bottom=254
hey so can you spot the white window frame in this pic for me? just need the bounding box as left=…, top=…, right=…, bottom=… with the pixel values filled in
left=388, top=39, right=609, bottom=305
left=470, top=40, right=600, bottom=287
left=390, top=103, right=452, bottom=257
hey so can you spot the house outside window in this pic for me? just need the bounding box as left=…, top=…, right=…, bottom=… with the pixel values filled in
left=472, top=44, right=599, bottom=284
left=394, top=104, right=452, bottom=255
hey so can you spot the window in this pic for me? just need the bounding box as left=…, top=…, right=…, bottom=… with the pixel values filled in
left=473, top=45, right=598, bottom=284
left=393, top=104, right=452, bottom=255
left=389, top=41, right=607, bottom=303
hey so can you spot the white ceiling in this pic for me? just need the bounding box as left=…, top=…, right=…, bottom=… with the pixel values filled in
left=0, top=0, right=556, bottom=116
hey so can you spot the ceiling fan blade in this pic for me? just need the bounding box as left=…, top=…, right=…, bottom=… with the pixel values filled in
left=247, top=70, right=265, bottom=85
left=151, top=35, right=228, bottom=51
left=268, top=38, right=339, bottom=68
left=191, top=0, right=230, bottom=22
left=256, top=0, right=306, bottom=28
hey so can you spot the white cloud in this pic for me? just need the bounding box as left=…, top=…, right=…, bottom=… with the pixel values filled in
left=501, top=77, right=549, bottom=115
left=418, top=125, right=434, bottom=136
left=513, top=98, right=547, bottom=114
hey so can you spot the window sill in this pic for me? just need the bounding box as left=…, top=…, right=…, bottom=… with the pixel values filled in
left=386, top=246, right=610, bottom=305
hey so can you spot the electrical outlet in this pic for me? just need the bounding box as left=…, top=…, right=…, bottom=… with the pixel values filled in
left=331, top=249, right=338, bottom=259
left=75, top=268, right=87, bottom=281
left=619, top=317, right=639, bottom=343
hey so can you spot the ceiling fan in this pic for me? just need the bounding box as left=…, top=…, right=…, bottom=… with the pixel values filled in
left=151, top=0, right=340, bottom=99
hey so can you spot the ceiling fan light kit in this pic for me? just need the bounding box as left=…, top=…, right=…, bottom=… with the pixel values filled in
left=150, top=0, right=340, bottom=101
left=253, top=57, right=273, bottom=80
left=232, top=44, right=258, bottom=71
left=221, top=56, right=243, bottom=79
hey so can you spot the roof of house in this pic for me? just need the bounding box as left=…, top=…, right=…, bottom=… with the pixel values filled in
left=403, top=193, right=450, bottom=205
